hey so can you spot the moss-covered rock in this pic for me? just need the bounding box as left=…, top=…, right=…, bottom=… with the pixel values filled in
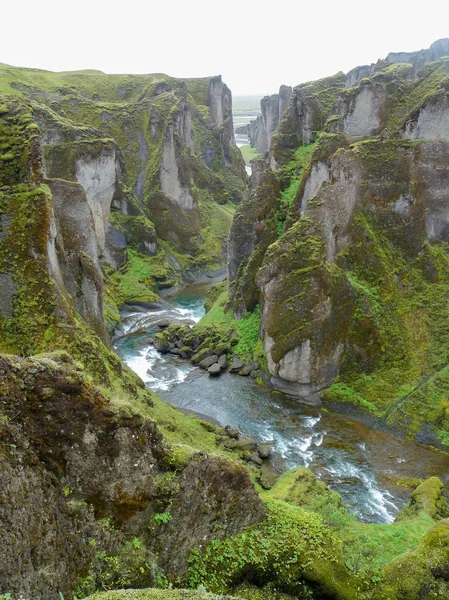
left=380, top=519, right=449, bottom=599
left=0, top=352, right=265, bottom=598
left=395, top=477, right=449, bottom=522
left=185, top=500, right=358, bottom=600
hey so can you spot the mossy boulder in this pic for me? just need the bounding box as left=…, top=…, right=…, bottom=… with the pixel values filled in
left=380, top=519, right=449, bottom=599
left=185, top=500, right=359, bottom=599
left=395, top=477, right=449, bottom=522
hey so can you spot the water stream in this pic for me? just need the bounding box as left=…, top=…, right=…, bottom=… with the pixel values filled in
left=114, top=279, right=449, bottom=525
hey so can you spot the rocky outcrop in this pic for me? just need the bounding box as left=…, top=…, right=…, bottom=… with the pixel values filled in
left=0, top=352, right=266, bottom=599
left=386, top=37, right=449, bottom=69
left=160, top=122, right=195, bottom=210
left=227, top=160, right=280, bottom=317
left=270, top=73, right=346, bottom=169
left=247, top=85, right=293, bottom=154
left=48, top=178, right=107, bottom=341
left=345, top=64, right=375, bottom=88
left=226, top=44, right=449, bottom=432
left=207, top=75, right=235, bottom=146
left=403, top=89, right=449, bottom=140
left=336, top=80, right=388, bottom=139
left=345, top=38, right=449, bottom=89
left=152, top=454, right=266, bottom=578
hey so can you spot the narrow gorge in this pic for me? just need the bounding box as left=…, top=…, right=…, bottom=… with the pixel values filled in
left=2, top=38, right=449, bottom=600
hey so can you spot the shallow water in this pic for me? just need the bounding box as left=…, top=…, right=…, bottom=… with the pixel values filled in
left=114, top=280, right=449, bottom=524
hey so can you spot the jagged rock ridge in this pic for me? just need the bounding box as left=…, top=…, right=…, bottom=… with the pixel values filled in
left=227, top=39, right=449, bottom=445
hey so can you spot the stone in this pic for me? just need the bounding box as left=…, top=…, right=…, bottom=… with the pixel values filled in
left=257, top=444, right=272, bottom=459
left=229, top=357, right=244, bottom=373
left=238, top=365, right=253, bottom=376
left=223, top=438, right=238, bottom=450
left=179, top=346, right=194, bottom=359
left=259, top=463, right=280, bottom=490
left=192, top=348, right=215, bottom=364
left=224, top=425, right=240, bottom=439
left=218, top=354, right=228, bottom=370
left=208, top=363, right=221, bottom=376
left=249, top=452, right=263, bottom=466
left=235, top=438, right=258, bottom=451
left=199, top=355, right=219, bottom=369
left=153, top=335, right=171, bottom=353
left=0, top=273, right=17, bottom=318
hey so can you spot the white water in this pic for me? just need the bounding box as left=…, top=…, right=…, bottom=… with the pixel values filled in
left=114, top=296, right=418, bottom=524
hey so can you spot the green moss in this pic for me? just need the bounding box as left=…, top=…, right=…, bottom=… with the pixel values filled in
left=380, top=520, right=449, bottom=599
left=262, top=469, right=435, bottom=586
left=395, top=477, right=447, bottom=521
left=84, top=590, right=240, bottom=600
left=263, top=468, right=352, bottom=530
left=118, top=249, right=174, bottom=303
left=185, top=499, right=357, bottom=599
left=240, top=144, right=263, bottom=164
left=194, top=288, right=264, bottom=367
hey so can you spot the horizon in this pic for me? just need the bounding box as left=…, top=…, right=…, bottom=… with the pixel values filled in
left=1, top=1, right=448, bottom=96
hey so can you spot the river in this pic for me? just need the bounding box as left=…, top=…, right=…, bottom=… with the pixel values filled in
left=114, top=278, right=449, bottom=525
left=233, top=95, right=262, bottom=175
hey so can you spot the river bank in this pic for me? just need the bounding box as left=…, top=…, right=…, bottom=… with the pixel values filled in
left=114, top=278, right=449, bottom=525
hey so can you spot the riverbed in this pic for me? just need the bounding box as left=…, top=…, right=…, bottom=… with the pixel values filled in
left=114, top=279, right=449, bottom=525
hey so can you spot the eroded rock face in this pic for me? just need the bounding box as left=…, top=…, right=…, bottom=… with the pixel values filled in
left=227, top=42, right=449, bottom=407
left=207, top=75, right=235, bottom=145
left=404, top=92, right=449, bottom=140
left=160, top=123, right=195, bottom=210
left=345, top=64, right=375, bottom=88
left=0, top=353, right=165, bottom=599
left=0, top=353, right=266, bottom=598
left=386, top=37, right=449, bottom=70
left=153, top=454, right=266, bottom=578
left=338, top=82, right=388, bottom=139
left=48, top=179, right=108, bottom=342
left=248, top=86, right=293, bottom=154
left=270, top=74, right=345, bottom=169
left=227, top=160, right=280, bottom=317
left=75, top=145, right=120, bottom=258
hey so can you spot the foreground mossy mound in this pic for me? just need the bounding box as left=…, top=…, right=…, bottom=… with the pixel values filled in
left=185, top=499, right=357, bottom=600
left=84, top=591, right=240, bottom=600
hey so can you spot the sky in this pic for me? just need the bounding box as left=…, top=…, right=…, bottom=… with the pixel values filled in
left=2, top=0, right=449, bottom=96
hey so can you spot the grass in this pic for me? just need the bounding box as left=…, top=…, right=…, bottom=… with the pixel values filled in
left=194, top=286, right=262, bottom=365
left=262, top=468, right=435, bottom=580
left=239, top=144, right=262, bottom=164
left=84, top=590, right=240, bottom=600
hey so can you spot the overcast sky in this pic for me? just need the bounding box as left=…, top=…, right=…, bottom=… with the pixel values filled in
left=2, top=1, right=448, bottom=96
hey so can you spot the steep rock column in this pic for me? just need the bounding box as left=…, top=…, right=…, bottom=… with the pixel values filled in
left=227, top=160, right=281, bottom=317
left=207, top=75, right=235, bottom=145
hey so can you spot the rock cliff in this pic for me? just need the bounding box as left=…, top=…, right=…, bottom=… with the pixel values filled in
left=0, top=67, right=247, bottom=341
left=0, top=352, right=265, bottom=598
left=247, top=85, right=293, bottom=154
left=226, top=40, right=449, bottom=445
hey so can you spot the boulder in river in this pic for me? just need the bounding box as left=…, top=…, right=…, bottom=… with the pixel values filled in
left=257, top=443, right=272, bottom=459
left=192, top=348, right=215, bottom=364
left=229, top=356, right=244, bottom=373
left=249, top=451, right=263, bottom=466
left=239, top=364, right=253, bottom=376
left=179, top=346, right=194, bottom=359
left=208, top=363, right=221, bottom=376
left=218, top=354, right=228, bottom=370
left=199, top=355, right=219, bottom=369
left=153, top=334, right=171, bottom=353
left=224, top=425, right=240, bottom=439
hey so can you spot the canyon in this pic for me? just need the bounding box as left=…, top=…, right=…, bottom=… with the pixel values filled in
left=1, top=38, right=449, bottom=600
